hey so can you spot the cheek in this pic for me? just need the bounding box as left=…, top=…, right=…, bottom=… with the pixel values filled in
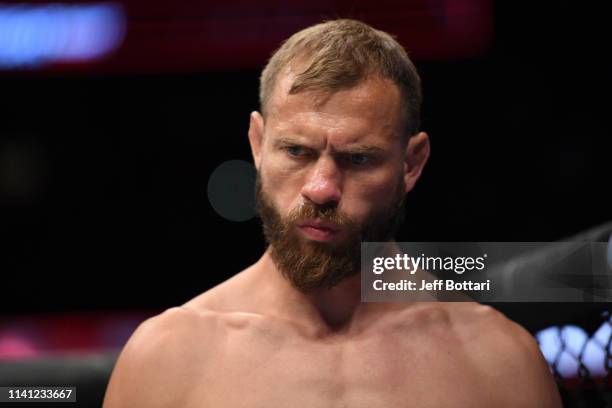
left=344, top=167, right=403, bottom=217
left=261, top=158, right=305, bottom=215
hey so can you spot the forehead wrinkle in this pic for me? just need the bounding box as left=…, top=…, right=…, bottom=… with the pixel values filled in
left=266, top=73, right=403, bottom=146
left=274, top=111, right=373, bottom=150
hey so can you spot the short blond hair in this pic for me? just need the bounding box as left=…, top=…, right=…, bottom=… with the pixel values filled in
left=260, top=19, right=422, bottom=137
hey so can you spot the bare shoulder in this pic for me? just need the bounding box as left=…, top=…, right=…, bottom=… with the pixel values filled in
left=181, top=266, right=256, bottom=313
left=449, top=303, right=562, bottom=407
left=450, top=303, right=544, bottom=366
left=103, top=306, right=220, bottom=408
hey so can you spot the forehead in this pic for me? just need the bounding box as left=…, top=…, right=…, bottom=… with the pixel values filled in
left=265, top=68, right=403, bottom=142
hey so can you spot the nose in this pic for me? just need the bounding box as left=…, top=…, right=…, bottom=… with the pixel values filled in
left=301, top=156, right=342, bottom=206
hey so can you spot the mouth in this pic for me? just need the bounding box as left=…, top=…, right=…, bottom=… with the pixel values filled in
left=297, top=220, right=341, bottom=242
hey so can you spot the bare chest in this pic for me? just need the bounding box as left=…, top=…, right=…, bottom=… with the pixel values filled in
left=183, top=325, right=492, bottom=408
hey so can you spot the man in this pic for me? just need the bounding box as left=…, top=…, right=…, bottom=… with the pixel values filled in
left=103, top=19, right=561, bottom=407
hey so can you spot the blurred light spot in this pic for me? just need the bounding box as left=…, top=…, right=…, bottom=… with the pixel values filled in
left=537, top=326, right=561, bottom=363
left=582, top=339, right=607, bottom=377
left=0, top=332, right=39, bottom=359
left=537, top=321, right=612, bottom=379
left=207, top=160, right=257, bottom=222
left=0, top=3, right=126, bottom=68
left=593, top=319, right=612, bottom=346
left=560, top=325, right=588, bottom=357
left=556, top=350, right=579, bottom=378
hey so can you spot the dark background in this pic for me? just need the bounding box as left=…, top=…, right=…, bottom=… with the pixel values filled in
left=1, top=0, right=610, bottom=315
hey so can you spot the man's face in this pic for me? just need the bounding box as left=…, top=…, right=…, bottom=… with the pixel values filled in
left=251, top=70, right=414, bottom=292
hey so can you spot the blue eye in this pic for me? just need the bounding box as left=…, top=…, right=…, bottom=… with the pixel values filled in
left=286, top=146, right=306, bottom=157
left=350, top=153, right=369, bottom=166
left=288, top=146, right=301, bottom=155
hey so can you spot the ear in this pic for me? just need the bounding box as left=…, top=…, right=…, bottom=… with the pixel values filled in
left=248, top=111, right=265, bottom=170
left=403, top=131, right=430, bottom=193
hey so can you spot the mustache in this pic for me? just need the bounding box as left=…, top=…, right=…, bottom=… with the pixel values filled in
left=286, top=201, right=356, bottom=228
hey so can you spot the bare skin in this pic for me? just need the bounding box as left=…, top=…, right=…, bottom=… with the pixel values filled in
left=103, top=253, right=561, bottom=408
left=103, top=68, right=562, bottom=408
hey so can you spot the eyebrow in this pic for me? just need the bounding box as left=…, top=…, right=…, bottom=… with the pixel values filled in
left=341, top=145, right=385, bottom=155
left=273, top=136, right=309, bottom=147
left=273, top=136, right=385, bottom=155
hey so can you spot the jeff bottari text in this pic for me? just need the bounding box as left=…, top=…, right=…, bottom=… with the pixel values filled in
left=372, top=279, right=491, bottom=291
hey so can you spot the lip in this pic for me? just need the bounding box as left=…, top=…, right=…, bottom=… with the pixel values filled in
left=298, top=220, right=341, bottom=242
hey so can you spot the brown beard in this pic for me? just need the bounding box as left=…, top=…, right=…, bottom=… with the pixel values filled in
left=255, top=172, right=406, bottom=293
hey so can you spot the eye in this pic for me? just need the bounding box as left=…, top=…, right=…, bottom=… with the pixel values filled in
left=287, top=146, right=302, bottom=156
left=285, top=145, right=307, bottom=157
left=349, top=153, right=370, bottom=166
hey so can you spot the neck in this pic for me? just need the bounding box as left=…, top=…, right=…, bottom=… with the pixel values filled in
left=255, top=248, right=369, bottom=335
left=307, top=271, right=363, bottom=331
